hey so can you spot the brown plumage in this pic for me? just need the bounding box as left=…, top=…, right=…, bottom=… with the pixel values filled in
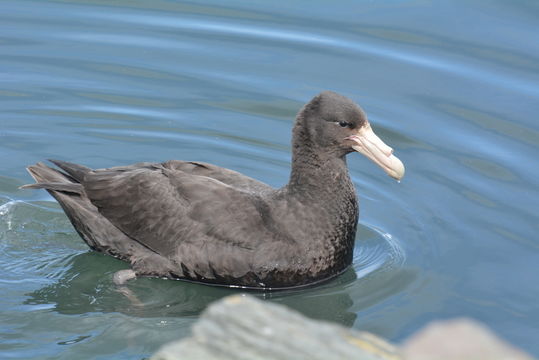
left=22, top=91, right=404, bottom=289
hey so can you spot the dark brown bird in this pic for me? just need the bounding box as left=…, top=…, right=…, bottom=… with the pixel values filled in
left=22, top=91, right=405, bottom=290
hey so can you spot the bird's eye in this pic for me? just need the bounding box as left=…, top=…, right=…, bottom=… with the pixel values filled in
left=338, top=121, right=351, bottom=128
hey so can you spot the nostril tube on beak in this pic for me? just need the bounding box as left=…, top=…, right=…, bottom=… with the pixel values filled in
left=380, top=144, right=393, bottom=157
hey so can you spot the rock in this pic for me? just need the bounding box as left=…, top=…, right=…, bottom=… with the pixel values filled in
left=151, top=295, right=535, bottom=360
left=151, top=294, right=401, bottom=360
left=401, top=318, right=534, bottom=360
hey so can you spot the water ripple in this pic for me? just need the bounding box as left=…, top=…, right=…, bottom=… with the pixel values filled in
left=0, top=200, right=86, bottom=285
left=353, top=224, right=406, bottom=279
left=75, top=12, right=539, bottom=98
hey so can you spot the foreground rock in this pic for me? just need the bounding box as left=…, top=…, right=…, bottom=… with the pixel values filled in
left=151, top=295, right=535, bottom=360
left=401, top=318, right=534, bottom=360
left=151, top=294, right=400, bottom=360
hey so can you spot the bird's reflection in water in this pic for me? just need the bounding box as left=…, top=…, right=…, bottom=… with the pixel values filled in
left=24, top=251, right=359, bottom=326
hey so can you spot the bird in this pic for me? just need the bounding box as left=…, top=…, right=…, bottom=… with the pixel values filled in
left=22, top=91, right=404, bottom=290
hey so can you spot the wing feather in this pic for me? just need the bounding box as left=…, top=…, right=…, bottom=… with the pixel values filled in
left=81, top=163, right=270, bottom=279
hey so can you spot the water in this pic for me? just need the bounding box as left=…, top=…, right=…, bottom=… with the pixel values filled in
left=1, top=0, right=538, bottom=358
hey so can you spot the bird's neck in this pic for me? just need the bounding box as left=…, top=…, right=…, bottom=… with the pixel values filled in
left=286, top=144, right=353, bottom=198
left=284, top=143, right=358, bottom=271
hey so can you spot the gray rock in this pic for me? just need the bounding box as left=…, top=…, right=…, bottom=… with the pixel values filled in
left=151, top=294, right=401, bottom=360
left=402, top=318, right=534, bottom=360
left=151, top=295, right=535, bottom=360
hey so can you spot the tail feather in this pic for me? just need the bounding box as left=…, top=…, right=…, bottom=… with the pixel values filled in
left=25, top=162, right=74, bottom=184
left=20, top=182, right=83, bottom=194
left=21, top=161, right=132, bottom=257
left=21, top=160, right=91, bottom=192
left=22, top=162, right=78, bottom=192
left=21, top=159, right=172, bottom=272
left=48, top=159, right=91, bottom=183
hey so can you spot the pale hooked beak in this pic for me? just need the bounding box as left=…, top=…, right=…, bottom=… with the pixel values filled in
left=346, top=123, right=405, bottom=181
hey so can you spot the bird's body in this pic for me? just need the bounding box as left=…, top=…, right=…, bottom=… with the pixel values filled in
left=23, top=91, right=404, bottom=289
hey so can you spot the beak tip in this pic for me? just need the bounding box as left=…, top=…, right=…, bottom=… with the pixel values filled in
left=388, top=156, right=405, bottom=181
